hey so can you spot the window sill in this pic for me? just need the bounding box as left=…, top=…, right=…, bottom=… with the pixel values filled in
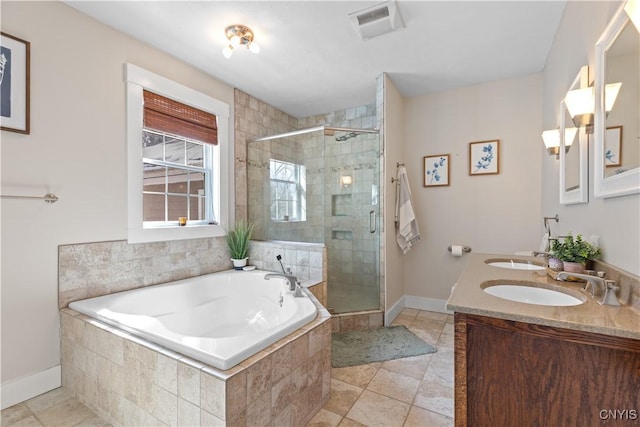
left=128, top=223, right=226, bottom=243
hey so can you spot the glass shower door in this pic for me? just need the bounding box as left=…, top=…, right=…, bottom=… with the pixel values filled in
left=325, top=130, right=381, bottom=313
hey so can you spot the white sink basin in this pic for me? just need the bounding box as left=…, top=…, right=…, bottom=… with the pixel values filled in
left=486, top=259, right=545, bottom=271
left=483, top=284, right=584, bottom=306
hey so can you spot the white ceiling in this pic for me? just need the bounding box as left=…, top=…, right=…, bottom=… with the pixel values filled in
left=64, top=0, right=567, bottom=118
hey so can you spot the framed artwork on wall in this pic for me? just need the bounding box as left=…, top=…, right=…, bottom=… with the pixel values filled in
left=469, top=139, right=499, bottom=175
left=1, top=32, right=30, bottom=134
left=423, top=154, right=450, bottom=187
left=605, top=126, right=622, bottom=167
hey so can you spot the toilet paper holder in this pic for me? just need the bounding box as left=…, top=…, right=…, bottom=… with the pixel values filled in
left=448, top=245, right=472, bottom=254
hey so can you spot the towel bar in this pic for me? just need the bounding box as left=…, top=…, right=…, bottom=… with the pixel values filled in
left=0, top=193, right=59, bottom=203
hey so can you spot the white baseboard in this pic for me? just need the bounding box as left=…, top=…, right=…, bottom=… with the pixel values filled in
left=1, top=365, right=61, bottom=410
left=385, top=296, right=405, bottom=325
left=404, top=295, right=451, bottom=314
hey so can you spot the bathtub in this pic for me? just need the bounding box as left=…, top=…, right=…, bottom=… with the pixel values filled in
left=68, top=269, right=318, bottom=370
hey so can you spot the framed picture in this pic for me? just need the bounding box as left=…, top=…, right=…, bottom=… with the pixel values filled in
left=1, top=32, right=30, bottom=134
left=423, top=154, right=450, bottom=187
left=469, top=140, right=499, bottom=175
left=605, top=126, right=622, bottom=167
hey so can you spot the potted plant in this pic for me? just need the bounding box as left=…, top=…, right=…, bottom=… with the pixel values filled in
left=550, top=233, right=601, bottom=273
left=226, top=219, right=255, bottom=270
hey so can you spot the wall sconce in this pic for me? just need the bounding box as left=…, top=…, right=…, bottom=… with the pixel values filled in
left=564, top=83, right=622, bottom=130
left=542, top=127, right=578, bottom=159
left=625, top=0, right=640, bottom=31
left=340, top=175, right=353, bottom=187
left=222, top=24, right=260, bottom=59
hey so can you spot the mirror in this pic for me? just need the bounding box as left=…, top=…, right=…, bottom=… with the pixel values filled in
left=594, top=5, right=640, bottom=198
left=559, top=68, right=588, bottom=205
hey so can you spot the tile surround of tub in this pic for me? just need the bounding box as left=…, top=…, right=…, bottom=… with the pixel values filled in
left=60, top=293, right=332, bottom=427
left=58, top=238, right=326, bottom=308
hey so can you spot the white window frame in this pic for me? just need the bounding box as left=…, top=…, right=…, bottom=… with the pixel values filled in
left=269, top=159, right=306, bottom=222
left=126, top=63, right=232, bottom=243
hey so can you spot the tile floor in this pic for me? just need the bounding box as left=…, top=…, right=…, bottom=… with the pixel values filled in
left=1, top=308, right=453, bottom=427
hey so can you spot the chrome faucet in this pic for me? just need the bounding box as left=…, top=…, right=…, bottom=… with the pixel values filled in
left=264, top=273, right=298, bottom=292
left=555, top=272, right=620, bottom=306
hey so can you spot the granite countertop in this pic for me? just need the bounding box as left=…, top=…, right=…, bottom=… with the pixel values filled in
left=446, top=253, right=640, bottom=340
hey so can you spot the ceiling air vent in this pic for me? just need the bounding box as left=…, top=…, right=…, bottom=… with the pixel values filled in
left=349, top=1, right=404, bottom=40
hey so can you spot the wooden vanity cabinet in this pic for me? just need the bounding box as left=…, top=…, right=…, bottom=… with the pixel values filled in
left=454, top=313, right=640, bottom=426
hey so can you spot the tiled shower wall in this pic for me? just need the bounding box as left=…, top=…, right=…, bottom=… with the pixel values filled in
left=58, top=238, right=325, bottom=308
left=236, top=88, right=382, bottom=313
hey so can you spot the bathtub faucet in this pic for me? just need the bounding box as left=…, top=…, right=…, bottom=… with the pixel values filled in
left=264, top=273, right=298, bottom=292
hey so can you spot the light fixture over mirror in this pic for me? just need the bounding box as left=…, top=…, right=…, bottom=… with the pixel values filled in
left=625, top=0, right=640, bottom=30
left=542, top=128, right=577, bottom=159
left=564, top=83, right=622, bottom=130
left=222, top=24, right=260, bottom=59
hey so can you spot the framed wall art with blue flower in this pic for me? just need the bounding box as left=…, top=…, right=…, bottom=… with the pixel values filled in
left=1, top=32, right=30, bottom=134
left=423, top=154, right=450, bottom=187
left=469, top=140, right=499, bottom=175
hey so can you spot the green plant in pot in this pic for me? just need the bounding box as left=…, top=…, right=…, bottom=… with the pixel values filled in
left=226, top=219, right=255, bottom=270
left=550, top=233, right=601, bottom=273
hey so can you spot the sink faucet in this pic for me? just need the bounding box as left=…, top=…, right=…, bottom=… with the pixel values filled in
left=555, top=272, right=620, bottom=306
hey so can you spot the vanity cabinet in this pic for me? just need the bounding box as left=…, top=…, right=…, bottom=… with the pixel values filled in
left=454, top=313, right=640, bottom=426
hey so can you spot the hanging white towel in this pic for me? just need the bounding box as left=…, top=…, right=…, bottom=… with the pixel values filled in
left=395, top=166, right=421, bottom=254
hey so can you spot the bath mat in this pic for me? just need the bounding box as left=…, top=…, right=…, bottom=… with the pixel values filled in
left=331, top=325, right=436, bottom=368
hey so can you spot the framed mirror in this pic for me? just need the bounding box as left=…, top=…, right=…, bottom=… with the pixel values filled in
left=559, top=68, right=588, bottom=205
left=594, top=4, right=640, bottom=198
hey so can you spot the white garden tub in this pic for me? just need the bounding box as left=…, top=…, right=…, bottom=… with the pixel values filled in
left=69, top=269, right=317, bottom=370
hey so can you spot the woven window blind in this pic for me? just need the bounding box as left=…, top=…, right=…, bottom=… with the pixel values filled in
left=143, top=90, right=218, bottom=145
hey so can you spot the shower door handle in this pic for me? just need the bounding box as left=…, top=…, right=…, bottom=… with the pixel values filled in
left=369, top=211, right=376, bottom=234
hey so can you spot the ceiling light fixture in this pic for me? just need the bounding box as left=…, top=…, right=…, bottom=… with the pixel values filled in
left=222, top=24, right=260, bottom=59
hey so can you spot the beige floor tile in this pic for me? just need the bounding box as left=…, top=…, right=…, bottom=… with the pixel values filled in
left=381, top=354, right=431, bottom=379
left=389, top=314, right=415, bottom=327
left=35, top=399, right=97, bottom=427
left=306, top=408, right=343, bottom=427
left=366, top=368, right=420, bottom=404
left=331, top=364, right=378, bottom=389
left=346, top=390, right=410, bottom=427
left=407, top=325, right=441, bottom=348
left=416, top=311, right=449, bottom=322
left=24, top=388, right=71, bottom=414
left=337, top=417, right=367, bottom=427
left=424, top=350, right=454, bottom=386
left=5, top=415, right=43, bottom=427
left=404, top=405, right=453, bottom=427
left=399, top=308, right=420, bottom=317
left=323, top=379, right=363, bottom=416
left=72, top=415, right=112, bottom=427
left=1, top=404, right=34, bottom=427
left=414, top=370, right=454, bottom=419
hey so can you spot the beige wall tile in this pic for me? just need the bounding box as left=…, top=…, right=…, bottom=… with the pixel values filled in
left=177, top=362, right=201, bottom=405
left=177, top=398, right=200, bottom=426
left=200, top=372, right=226, bottom=420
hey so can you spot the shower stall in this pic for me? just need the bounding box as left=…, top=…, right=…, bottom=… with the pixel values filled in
left=248, top=126, right=381, bottom=314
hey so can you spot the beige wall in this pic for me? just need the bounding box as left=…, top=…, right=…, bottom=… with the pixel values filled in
left=542, top=0, right=639, bottom=276
left=402, top=74, right=544, bottom=302
left=1, top=0, right=234, bottom=393
left=382, top=75, right=406, bottom=319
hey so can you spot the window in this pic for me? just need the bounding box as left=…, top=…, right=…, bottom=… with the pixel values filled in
left=126, top=64, right=231, bottom=243
left=142, top=129, right=211, bottom=224
left=270, top=159, right=306, bottom=221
